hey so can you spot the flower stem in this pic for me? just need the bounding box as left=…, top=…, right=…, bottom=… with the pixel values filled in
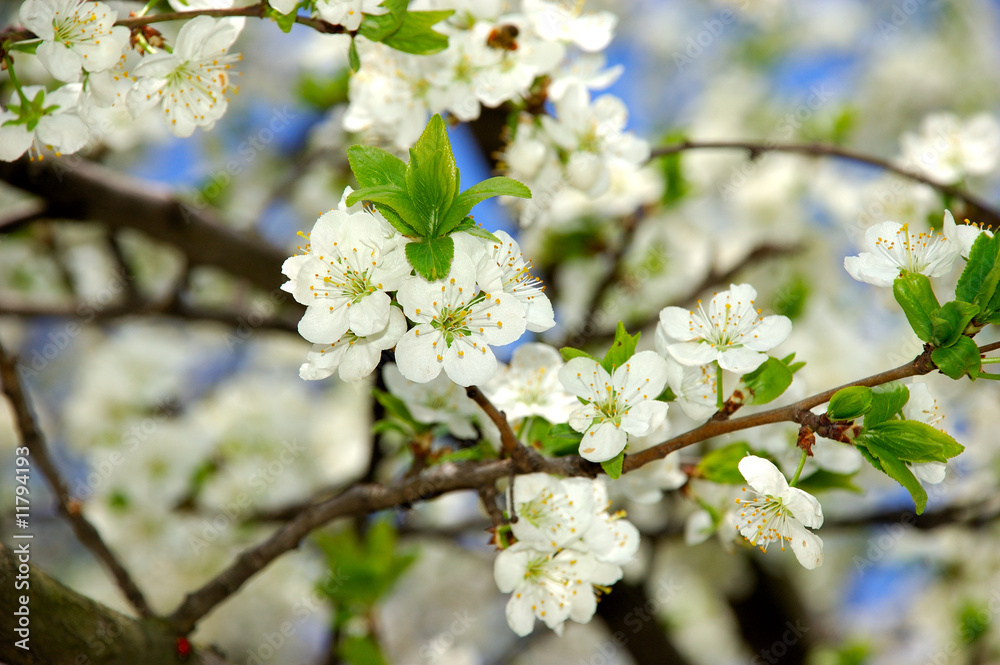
left=715, top=362, right=724, bottom=410
left=789, top=449, right=808, bottom=487
left=981, top=357, right=1000, bottom=364
left=3, top=54, right=30, bottom=106
left=136, top=0, right=159, bottom=18
left=975, top=372, right=1000, bottom=380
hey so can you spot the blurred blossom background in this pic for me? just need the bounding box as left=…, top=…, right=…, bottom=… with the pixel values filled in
left=3, top=0, right=1000, bottom=664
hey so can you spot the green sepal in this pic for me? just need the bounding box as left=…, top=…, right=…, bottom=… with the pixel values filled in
left=696, top=441, right=753, bottom=484
left=932, top=335, right=981, bottom=380
left=405, top=235, right=454, bottom=281
left=893, top=272, right=940, bottom=342
left=601, top=450, right=625, bottom=480
left=826, top=386, right=873, bottom=421
left=863, top=382, right=909, bottom=428
left=348, top=37, right=361, bottom=72
left=601, top=322, right=639, bottom=375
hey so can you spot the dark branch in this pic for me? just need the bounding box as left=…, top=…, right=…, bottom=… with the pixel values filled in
left=0, top=337, right=155, bottom=618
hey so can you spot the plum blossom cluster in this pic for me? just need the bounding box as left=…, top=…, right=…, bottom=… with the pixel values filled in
left=494, top=473, right=640, bottom=636
left=281, top=189, right=554, bottom=386
left=898, top=112, right=1000, bottom=185
left=2, top=1, right=248, bottom=160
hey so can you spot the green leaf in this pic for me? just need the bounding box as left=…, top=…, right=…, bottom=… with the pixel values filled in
left=738, top=357, right=793, bottom=405
left=893, top=272, right=940, bottom=342
left=407, top=115, right=459, bottom=236
left=864, top=382, right=909, bottom=428
left=346, top=184, right=424, bottom=236
left=932, top=335, right=981, bottom=380
left=601, top=322, right=639, bottom=375
left=560, top=347, right=597, bottom=363
left=929, top=300, right=979, bottom=347
left=347, top=145, right=408, bottom=189
left=448, top=218, right=501, bottom=243
left=405, top=235, right=454, bottom=281
left=858, top=420, right=964, bottom=463
left=372, top=388, right=420, bottom=432
left=863, top=382, right=909, bottom=428
left=348, top=37, right=361, bottom=72
left=794, top=469, right=863, bottom=494
left=382, top=10, right=454, bottom=55
left=270, top=4, right=298, bottom=33
left=339, top=635, right=387, bottom=665
left=357, top=0, right=406, bottom=42
left=780, top=352, right=806, bottom=374
left=826, top=386, right=873, bottom=421
left=956, top=231, right=1000, bottom=310
left=540, top=423, right=583, bottom=457
left=867, top=444, right=927, bottom=514
left=440, top=176, right=531, bottom=236
left=696, top=442, right=753, bottom=484
left=602, top=450, right=625, bottom=479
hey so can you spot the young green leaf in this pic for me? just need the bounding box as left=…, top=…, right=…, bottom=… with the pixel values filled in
left=560, top=347, right=597, bottom=363
left=348, top=37, right=360, bottom=72
left=357, top=0, right=407, bottom=42
left=602, top=449, right=625, bottom=479
left=738, top=357, right=793, bottom=405
left=440, top=176, right=531, bottom=236
left=794, top=469, right=863, bottom=494
left=863, top=442, right=928, bottom=514
left=601, top=322, right=640, bottom=374
left=406, top=115, right=459, bottom=237
left=932, top=335, right=981, bottom=380
left=347, top=145, right=408, bottom=189
left=893, top=272, right=940, bottom=342
left=382, top=9, right=454, bottom=55
left=864, top=382, right=909, bottom=428
left=956, top=231, right=1000, bottom=309
left=858, top=420, right=964, bottom=463
left=405, top=235, right=454, bottom=281
left=929, top=300, right=979, bottom=348
left=696, top=441, right=753, bottom=484
left=826, top=386, right=873, bottom=421
left=448, top=218, right=501, bottom=243
left=540, top=422, right=584, bottom=457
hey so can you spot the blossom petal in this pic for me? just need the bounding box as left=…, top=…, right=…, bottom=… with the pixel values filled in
left=393, top=327, right=445, bottom=383
left=784, top=487, right=824, bottom=529
left=787, top=522, right=824, bottom=570
left=658, top=306, right=695, bottom=342
left=738, top=455, right=789, bottom=497
left=667, top=341, right=718, bottom=367
left=717, top=347, right=767, bottom=374
left=578, top=421, right=626, bottom=462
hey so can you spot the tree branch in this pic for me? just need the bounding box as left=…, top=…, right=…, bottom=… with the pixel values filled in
left=650, top=140, right=1000, bottom=228
left=0, top=337, right=155, bottom=618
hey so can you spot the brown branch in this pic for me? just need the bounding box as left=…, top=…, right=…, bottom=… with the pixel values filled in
left=114, top=2, right=350, bottom=35
left=650, top=140, right=1000, bottom=228
left=0, top=157, right=298, bottom=297
left=164, top=339, right=970, bottom=633
left=0, top=337, right=155, bottom=618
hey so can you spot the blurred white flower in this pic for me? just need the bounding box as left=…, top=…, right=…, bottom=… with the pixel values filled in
left=899, top=112, right=1000, bottom=184
left=19, top=0, right=129, bottom=82
left=483, top=343, right=577, bottom=423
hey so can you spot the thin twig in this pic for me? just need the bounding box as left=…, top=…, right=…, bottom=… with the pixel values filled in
left=0, top=337, right=155, bottom=618
left=650, top=140, right=1000, bottom=227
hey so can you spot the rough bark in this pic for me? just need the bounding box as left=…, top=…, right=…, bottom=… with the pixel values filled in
left=0, top=543, right=234, bottom=665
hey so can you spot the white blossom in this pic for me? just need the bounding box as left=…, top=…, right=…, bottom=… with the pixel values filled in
left=382, top=363, right=482, bottom=439
left=282, top=201, right=408, bottom=345
left=315, top=0, right=388, bottom=31
left=657, top=283, right=792, bottom=375
left=523, top=0, right=617, bottom=52
left=494, top=543, right=621, bottom=636
left=508, top=473, right=595, bottom=549
left=899, top=112, right=1000, bottom=184
left=843, top=210, right=977, bottom=287
left=394, top=253, right=527, bottom=386
left=482, top=230, right=555, bottom=333
left=558, top=351, right=669, bottom=463
left=299, top=307, right=406, bottom=382
left=735, top=455, right=824, bottom=569
left=662, top=356, right=718, bottom=421
left=580, top=478, right=640, bottom=565
left=19, top=0, right=130, bottom=82
left=0, top=85, right=89, bottom=161
left=128, top=16, right=242, bottom=137
left=483, top=343, right=577, bottom=423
